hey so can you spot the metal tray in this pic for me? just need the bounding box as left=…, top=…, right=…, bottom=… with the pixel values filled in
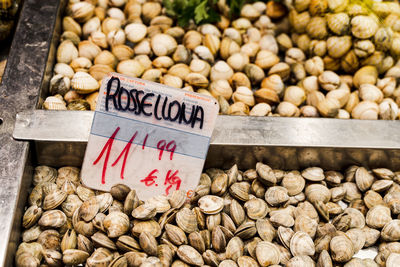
left=5, top=111, right=399, bottom=266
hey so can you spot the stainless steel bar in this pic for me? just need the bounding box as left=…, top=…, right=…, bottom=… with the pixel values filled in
left=13, top=110, right=400, bottom=172
left=14, top=110, right=400, bottom=149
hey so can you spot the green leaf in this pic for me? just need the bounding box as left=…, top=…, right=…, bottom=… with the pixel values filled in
left=164, top=0, right=221, bottom=26
left=194, top=0, right=209, bottom=24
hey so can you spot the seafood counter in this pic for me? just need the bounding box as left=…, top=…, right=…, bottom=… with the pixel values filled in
left=15, top=163, right=400, bottom=267
left=43, top=0, right=400, bottom=120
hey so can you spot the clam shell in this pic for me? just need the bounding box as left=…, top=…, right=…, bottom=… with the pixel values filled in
left=256, top=218, right=276, bottom=242
left=43, top=189, right=67, bottom=210
left=301, top=167, right=324, bottom=181
left=381, top=220, right=400, bottom=241
left=198, top=195, right=224, bottom=215
left=91, top=231, right=117, bottom=251
left=366, top=204, right=392, bottom=229
left=177, top=245, right=204, bottom=266
left=57, top=40, right=78, bottom=64
left=165, top=224, right=188, bottom=246
left=281, top=171, right=305, bottom=196
left=79, top=196, right=99, bottom=222
left=43, top=96, right=67, bottom=110
left=116, top=235, right=140, bottom=252
left=346, top=228, right=366, bottom=253
left=244, top=198, right=269, bottom=220
left=237, top=255, right=259, bottom=267
left=176, top=208, right=198, bottom=233
left=305, top=184, right=331, bottom=203
left=330, top=235, right=354, bottom=262
left=71, top=72, right=99, bottom=94
left=255, top=241, right=280, bottom=266
left=351, top=15, right=379, bottom=39
left=386, top=252, right=400, bottom=267
left=344, top=207, right=366, bottom=228
left=22, top=205, right=42, bottom=229
left=294, top=215, right=318, bottom=238
left=277, top=226, right=294, bottom=250
left=39, top=210, right=67, bottom=228
left=103, top=211, right=129, bottom=238
left=86, top=247, right=113, bottom=266
left=290, top=231, right=315, bottom=256
left=265, top=186, right=289, bottom=206
left=139, top=232, right=158, bottom=256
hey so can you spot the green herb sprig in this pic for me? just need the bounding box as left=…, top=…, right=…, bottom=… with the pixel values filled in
left=163, top=0, right=221, bottom=27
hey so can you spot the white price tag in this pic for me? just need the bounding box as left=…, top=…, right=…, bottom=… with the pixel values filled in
left=81, top=73, right=219, bottom=200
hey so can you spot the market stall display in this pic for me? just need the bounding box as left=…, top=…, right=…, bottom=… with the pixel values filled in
left=2, top=0, right=400, bottom=266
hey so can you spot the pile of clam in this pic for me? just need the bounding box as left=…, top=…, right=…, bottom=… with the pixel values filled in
left=17, top=163, right=400, bottom=266
left=44, top=0, right=400, bottom=119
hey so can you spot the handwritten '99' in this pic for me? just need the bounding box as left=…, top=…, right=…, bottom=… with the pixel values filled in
left=92, top=126, right=181, bottom=196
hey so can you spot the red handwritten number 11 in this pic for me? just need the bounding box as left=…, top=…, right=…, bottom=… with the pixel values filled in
left=92, top=127, right=180, bottom=195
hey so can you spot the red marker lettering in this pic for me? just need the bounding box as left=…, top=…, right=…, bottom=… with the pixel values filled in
left=93, top=127, right=120, bottom=184
left=111, top=131, right=138, bottom=180
left=142, top=134, right=148, bottom=150
left=140, top=169, right=159, bottom=187
left=157, top=140, right=176, bottom=160
left=166, top=141, right=176, bottom=160
left=164, top=170, right=181, bottom=195
left=157, top=140, right=166, bottom=160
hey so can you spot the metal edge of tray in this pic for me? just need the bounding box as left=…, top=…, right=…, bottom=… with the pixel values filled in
left=0, top=0, right=62, bottom=266
left=12, top=110, right=400, bottom=172
left=13, top=110, right=400, bottom=149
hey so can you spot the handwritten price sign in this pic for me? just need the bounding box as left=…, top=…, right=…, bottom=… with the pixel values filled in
left=81, top=73, right=219, bottom=200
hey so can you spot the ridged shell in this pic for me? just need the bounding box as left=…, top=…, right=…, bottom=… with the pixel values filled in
left=264, top=186, right=289, bottom=206
left=346, top=228, right=366, bottom=253
left=71, top=72, right=99, bottom=94
left=381, top=220, right=400, bottom=241
left=103, top=211, right=129, bottom=238
left=22, top=205, right=42, bottom=229
left=244, top=198, right=269, bottom=220
left=330, top=235, right=354, bottom=262
left=176, top=208, right=198, bottom=233
left=177, top=245, right=204, bottom=266
left=255, top=241, right=280, bottom=266
left=38, top=210, right=67, bottom=228
left=281, top=171, right=305, bottom=196
left=256, top=218, right=276, bottom=242
left=366, top=205, right=392, bottom=229
left=327, top=13, right=350, bottom=35
left=305, top=184, right=331, bottom=203
left=351, top=15, right=379, bottom=39
left=301, top=167, right=324, bottom=181
left=198, top=195, right=224, bottom=215
left=344, top=207, right=366, bottom=228
left=290, top=231, right=315, bottom=256
left=43, top=189, right=67, bottom=210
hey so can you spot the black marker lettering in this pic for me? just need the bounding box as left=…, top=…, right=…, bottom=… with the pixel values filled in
left=135, top=90, right=144, bottom=115
left=191, top=106, right=204, bottom=129
left=128, top=89, right=137, bottom=112
left=142, top=93, right=154, bottom=116
left=168, top=100, right=181, bottom=122
left=103, top=77, right=206, bottom=129
left=105, top=77, right=120, bottom=111
left=118, top=86, right=130, bottom=111
left=179, top=102, right=195, bottom=125
left=162, top=96, right=170, bottom=120
left=153, top=95, right=162, bottom=120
